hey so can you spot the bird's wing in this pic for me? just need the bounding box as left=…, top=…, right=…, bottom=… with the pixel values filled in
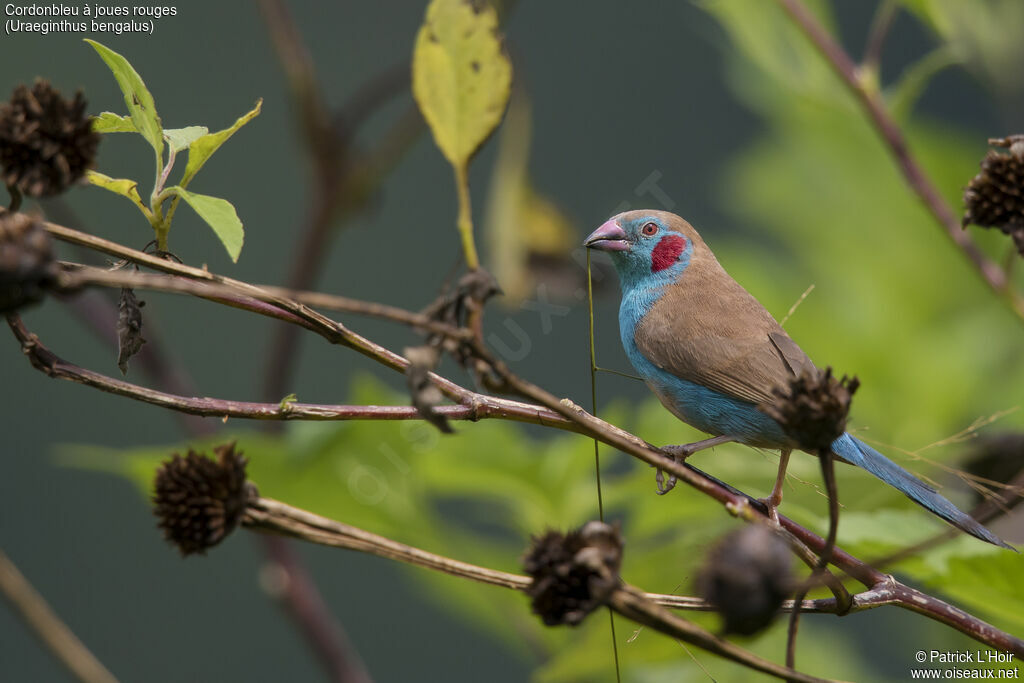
left=634, top=260, right=815, bottom=406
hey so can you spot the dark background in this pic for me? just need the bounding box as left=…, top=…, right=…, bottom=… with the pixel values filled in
left=1, top=1, right=1017, bottom=681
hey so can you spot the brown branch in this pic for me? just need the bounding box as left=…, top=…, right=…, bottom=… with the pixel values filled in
left=245, top=494, right=1024, bottom=658
left=0, top=547, right=118, bottom=683
left=58, top=264, right=471, bottom=342
left=774, top=0, right=1024, bottom=321
left=244, top=497, right=529, bottom=591
left=259, top=536, right=373, bottom=683
left=608, top=587, right=839, bottom=683
left=465, top=348, right=1024, bottom=653
left=244, top=497, right=903, bottom=681
left=861, top=0, right=897, bottom=75
left=6, top=314, right=573, bottom=430
left=787, top=450, right=849, bottom=671
left=242, top=498, right=992, bottom=618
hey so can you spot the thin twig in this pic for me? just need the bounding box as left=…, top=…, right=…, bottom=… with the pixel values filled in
left=861, top=0, right=898, bottom=76
left=774, top=0, right=1024, bottom=321
left=58, top=264, right=471, bottom=342
left=332, top=63, right=411, bottom=138
left=780, top=284, right=815, bottom=327
left=608, top=587, right=840, bottom=683
left=245, top=497, right=529, bottom=590
left=787, top=450, right=848, bottom=671
left=259, top=536, right=373, bottom=683
left=0, top=547, right=118, bottom=683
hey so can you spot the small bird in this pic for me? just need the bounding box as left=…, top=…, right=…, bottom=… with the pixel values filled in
left=585, top=209, right=1010, bottom=548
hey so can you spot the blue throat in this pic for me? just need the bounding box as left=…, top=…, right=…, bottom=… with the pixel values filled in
left=613, top=245, right=789, bottom=447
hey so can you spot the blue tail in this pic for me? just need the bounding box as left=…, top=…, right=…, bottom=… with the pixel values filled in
left=831, top=433, right=1013, bottom=550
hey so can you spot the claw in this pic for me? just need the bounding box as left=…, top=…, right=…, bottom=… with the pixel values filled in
left=655, top=444, right=692, bottom=494
left=654, top=437, right=736, bottom=496
left=655, top=467, right=678, bottom=495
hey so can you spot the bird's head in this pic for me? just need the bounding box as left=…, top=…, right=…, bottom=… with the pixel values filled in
left=583, top=210, right=700, bottom=290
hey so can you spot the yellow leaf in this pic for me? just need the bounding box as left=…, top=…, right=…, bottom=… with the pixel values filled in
left=86, top=170, right=151, bottom=219
left=412, top=0, right=512, bottom=168
left=520, top=186, right=575, bottom=256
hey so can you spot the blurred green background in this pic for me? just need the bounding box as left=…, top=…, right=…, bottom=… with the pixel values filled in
left=2, top=1, right=1022, bottom=681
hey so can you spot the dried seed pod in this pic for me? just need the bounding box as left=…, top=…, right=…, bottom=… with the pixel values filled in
left=153, top=443, right=253, bottom=556
left=696, top=524, right=794, bottom=636
left=0, top=80, right=99, bottom=197
left=0, top=211, right=57, bottom=313
left=760, top=367, right=859, bottom=453
left=963, top=136, right=1024, bottom=255
left=522, top=521, right=623, bottom=626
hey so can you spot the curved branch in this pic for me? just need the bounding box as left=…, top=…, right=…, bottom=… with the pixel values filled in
left=246, top=495, right=1023, bottom=674
left=7, top=313, right=572, bottom=429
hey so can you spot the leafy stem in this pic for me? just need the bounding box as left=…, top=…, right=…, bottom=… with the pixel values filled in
left=454, top=164, right=479, bottom=270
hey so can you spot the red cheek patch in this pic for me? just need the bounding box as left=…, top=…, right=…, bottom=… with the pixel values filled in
left=651, top=235, right=686, bottom=272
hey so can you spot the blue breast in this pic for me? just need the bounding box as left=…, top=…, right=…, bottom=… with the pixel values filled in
left=618, top=282, right=790, bottom=448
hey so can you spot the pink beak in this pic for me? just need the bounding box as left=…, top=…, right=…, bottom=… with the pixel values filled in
left=584, top=220, right=630, bottom=252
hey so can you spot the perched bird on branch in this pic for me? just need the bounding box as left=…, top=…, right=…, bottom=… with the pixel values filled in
left=585, top=210, right=1010, bottom=549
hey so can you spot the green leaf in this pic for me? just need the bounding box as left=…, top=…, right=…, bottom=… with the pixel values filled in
left=86, top=170, right=151, bottom=218
left=165, top=187, right=244, bottom=262
left=181, top=100, right=262, bottom=188
left=411, top=0, right=512, bottom=168
left=85, top=39, right=163, bottom=160
left=92, top=112, right=137, bottom=134
left=163, top=126, right=209, bottom=153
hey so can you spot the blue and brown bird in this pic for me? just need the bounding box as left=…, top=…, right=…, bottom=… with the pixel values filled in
left=585, top=209, right=1010, bottom=548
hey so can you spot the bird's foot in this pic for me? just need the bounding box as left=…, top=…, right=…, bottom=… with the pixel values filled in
left=756, top=498, right=781, bottom=524
left=655, top=444, right=695, bottom=495
left=756, top=490, right=785, bottom=524
left=654, top=437, right=736, bottom=496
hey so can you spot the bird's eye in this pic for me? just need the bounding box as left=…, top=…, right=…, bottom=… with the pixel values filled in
left=640, top=222, right=658, bottom=237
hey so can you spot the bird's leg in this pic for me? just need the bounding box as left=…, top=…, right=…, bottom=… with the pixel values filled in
left=655, top=435, right=736, bottom=495
left=759, top=448, right=792, bottom=522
